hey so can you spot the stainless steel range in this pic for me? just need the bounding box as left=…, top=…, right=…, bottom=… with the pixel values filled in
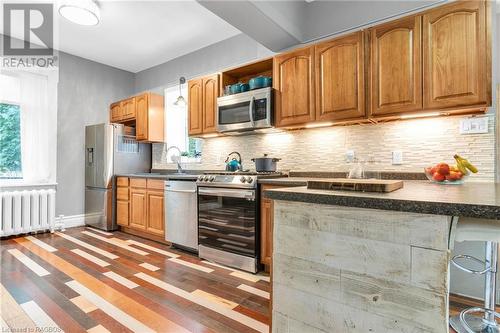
left=196, top=172, right=283, bottom=273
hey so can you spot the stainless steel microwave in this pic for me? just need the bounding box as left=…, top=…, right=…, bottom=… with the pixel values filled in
left=216, top=87, right=273, bottom=134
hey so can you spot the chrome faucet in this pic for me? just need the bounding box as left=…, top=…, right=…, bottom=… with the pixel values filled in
left=165, top=145, right=184, bottom=173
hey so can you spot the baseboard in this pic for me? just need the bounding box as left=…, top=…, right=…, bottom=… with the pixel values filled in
left=59, top=213, right=102, bottom=229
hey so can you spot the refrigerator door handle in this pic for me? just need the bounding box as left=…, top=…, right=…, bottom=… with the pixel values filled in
left=87, top=148, right=94, bottom=165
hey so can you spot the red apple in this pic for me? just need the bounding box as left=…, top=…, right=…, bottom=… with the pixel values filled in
left=433, top=172, right=446, bottom=182
left=436, top=163, right=450, bottom=175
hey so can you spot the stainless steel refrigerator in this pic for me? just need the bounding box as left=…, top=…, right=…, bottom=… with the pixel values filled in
left=84, top=123, right=151, bottom=231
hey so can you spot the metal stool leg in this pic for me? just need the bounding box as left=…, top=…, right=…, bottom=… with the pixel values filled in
left=450, top=241, right=500, bottom=333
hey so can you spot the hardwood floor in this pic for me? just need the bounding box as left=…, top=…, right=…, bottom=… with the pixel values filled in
left=0, top=227, right=270, bottom=333
left=1, top=227, right=495, bottom=333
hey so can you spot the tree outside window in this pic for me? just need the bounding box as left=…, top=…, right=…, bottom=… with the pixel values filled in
left=0, top=103, right=22, bottom=178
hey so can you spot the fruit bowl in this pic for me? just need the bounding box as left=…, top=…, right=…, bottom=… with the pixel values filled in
left=424, top=163, right=466, bottom=185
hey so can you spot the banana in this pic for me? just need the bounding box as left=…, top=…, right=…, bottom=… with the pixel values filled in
left=454, top=154, right=478, bottom=174
left=455, top=160, right=469, bottom=175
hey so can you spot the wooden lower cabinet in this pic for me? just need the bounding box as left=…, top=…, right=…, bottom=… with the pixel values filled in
left=260, top=198, right=273, bottom=267
left=146, top=190, right=164, bottom=236
left=118, top=177, right=165, bottom=239
left=260, top=184, right=290, bottom=268
left=130, top=188, right=147, bottom=230
left=116, top=177, right=129, bottom=227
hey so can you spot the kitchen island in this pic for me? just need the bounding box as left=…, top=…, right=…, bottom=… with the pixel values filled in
left=265, top=181, right=500, bottom=333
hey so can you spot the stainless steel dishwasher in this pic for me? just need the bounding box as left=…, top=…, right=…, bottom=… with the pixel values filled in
left=164, top=180, right=198, bottom=252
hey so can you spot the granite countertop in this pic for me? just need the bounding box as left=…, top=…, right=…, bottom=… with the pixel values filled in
left=115, top=173, right=200, bottom=181
left=258, top=177, right=321, bottom=186
left=265, top=180, right=500, bottom=219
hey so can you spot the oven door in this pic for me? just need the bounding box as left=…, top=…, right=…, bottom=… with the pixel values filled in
left=217, top=87, right=272, bottom=133
left=198, top=187, right=257, bottom=258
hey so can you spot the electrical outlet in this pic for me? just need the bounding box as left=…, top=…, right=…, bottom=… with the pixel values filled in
left=346, top=150, right=355, bottom=163
left=460, top=116, right=489, bottom=134
left=392, top=151, right=403, bottom=165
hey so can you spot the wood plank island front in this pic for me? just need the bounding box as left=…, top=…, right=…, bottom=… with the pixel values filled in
left=265, top=182, right=500, bottom=333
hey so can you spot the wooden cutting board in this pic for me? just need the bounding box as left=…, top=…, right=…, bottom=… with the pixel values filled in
left=307, top=178, right=404, bottom=193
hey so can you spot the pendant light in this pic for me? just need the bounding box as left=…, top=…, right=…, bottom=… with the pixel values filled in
left=59, top=0, right=101, bottom=26
left=174, top=77, right=186, bottom=107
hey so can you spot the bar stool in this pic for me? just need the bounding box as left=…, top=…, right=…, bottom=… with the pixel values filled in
left=450, top=217, right=500, bottom=333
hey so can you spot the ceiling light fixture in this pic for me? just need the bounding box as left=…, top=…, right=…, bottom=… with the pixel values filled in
left=59, top=0, right=101, bottom=26
left=174, top=77, right=186, bottom=107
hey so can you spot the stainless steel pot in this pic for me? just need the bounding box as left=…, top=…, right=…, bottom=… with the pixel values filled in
left=251, top=154, right=281, bottom=172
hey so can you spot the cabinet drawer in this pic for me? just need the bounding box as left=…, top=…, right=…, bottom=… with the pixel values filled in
left=117, top=187, right=129, bottom=201
left=117, top=201, right=129, bottom=226
left=130, top=178, right=147, bottom=188
left=147, top=179, right=165, bottom=190
left=116, top=177, right=129, bottom=187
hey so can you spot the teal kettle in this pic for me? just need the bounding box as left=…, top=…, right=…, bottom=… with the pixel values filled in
left=225, top=152, right=242, bottom=172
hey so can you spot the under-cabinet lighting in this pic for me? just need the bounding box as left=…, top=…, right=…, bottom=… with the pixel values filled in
left=400, top=112, right=441, bottom=120
left=305, top=122, right=333, bottom=129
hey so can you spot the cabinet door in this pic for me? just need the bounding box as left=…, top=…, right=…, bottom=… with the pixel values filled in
left=110, top=102, right=121, bottom=123
left=116, top=200, right=129, bottom=226
left=202, top=75, right=219, bottom=134
left=121, top=97, right=136, bottom=120
left=273, top=47, right=315, bottom=127
left=188, top=78, right=203, bottom=135
left=371, top=16, right=422, bottom=116
left=129, top=188, right=147, bottom=230
left=423, top=1, right=487, bottom=109
left=135, top=93, right=149, bottom=140
left=146, top=190, right=164, bottom=236
left=260, top=198, right=273, bottom=266
left=315, top=32, right=365, bottom=121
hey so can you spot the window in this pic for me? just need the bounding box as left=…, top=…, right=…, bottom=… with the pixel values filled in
left=0, top=71, right=58, bottom=185
left=0, top=103, right=22, bottom=178
left=0, top=74, right=22, bottom=179
left=164, top=85, right=202, bottom=163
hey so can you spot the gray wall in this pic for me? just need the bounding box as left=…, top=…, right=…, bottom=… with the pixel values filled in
left=57, top=52, right=134, bottom=216
left=302, top=0, right=444, bottom=42
left=135, top=33, right=273, bottom=93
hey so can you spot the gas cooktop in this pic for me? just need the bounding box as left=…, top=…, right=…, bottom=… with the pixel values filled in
left=196, top=171, right=285, bottom=188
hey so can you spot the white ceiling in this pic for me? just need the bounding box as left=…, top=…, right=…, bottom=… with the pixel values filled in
left=2, top=1, right=241, bottom=73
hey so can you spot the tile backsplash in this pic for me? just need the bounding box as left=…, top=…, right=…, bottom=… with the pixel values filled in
left=153, top=114, right=496, bottom=182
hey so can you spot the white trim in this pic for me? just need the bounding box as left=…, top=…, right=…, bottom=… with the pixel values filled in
left=60, top=213, right=101, bottom=229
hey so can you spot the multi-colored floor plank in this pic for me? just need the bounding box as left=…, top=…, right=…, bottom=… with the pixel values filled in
left=1, top=227, right=270, bottom=333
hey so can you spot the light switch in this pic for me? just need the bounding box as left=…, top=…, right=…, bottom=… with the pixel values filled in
left=460, top=116, right=489, bottom=134
left=392, top=151, right=403, bottom=165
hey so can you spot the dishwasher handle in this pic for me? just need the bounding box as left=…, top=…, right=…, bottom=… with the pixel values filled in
left=165, top=189, right=196, bottom=194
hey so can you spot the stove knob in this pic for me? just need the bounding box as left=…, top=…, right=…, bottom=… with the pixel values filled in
left=197, top=175, right=204, bottom=181
left=240, top=176, right=247, bottom=183
left=204, top=176, right=210, bottom=182
left=246, top=177, right=254, bottom=183
left=209, top=176, right=215, bottom=182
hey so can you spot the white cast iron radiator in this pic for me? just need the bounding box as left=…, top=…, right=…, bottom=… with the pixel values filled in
left=0, top=189, right=57, bottom=237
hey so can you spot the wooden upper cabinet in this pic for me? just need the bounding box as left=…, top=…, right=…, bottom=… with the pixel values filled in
left=188, top=78, right=203, bottom=135
left=370, top=16, right=422, bottom=116
left=274, top=46, right=315, bottom=127
left=135, top=93, right=164, bottom=143
left=315, top=32, right=365, bottom=121
left=202, top=75, right=219, bottom=134
left=121, top=97, right=136, bottom=121
left=423, top=0, right=488, bottom=109
left=135, top=93, right=148, bottom=140
left=110, top=102, right=122, bottom=123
